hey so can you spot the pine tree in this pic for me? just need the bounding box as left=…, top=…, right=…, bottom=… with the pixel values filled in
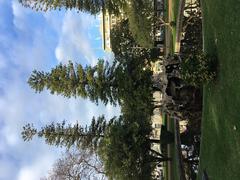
left=22, top=115, right=115, bottom=151
left=28, top=60, right=118, bottom=105
left=18, top=0, right=124, bottom=15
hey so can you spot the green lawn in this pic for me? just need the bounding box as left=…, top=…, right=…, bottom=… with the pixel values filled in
left=168, top=117, right=180, bottom=180
left=198, top=0, right=240, bottom=179
left=162, top=114, right=179, bottom=180
left=171, top=0, right=179, bottom=50
left=162, top=113, right=168, bottom=179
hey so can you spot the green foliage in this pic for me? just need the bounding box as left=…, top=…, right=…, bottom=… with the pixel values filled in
left=19, top=0, right=126, bottom=15
left=28, top=70, right=47, bottom=93
left=110, top=19, right=161, bottom=60
left=22, top=116, right=114, bottom=151
left=22, top=124, right=37, bottom=141
left=181, top=2, right=202, bottom=55
left=180, top=52, right=217, bottom=86
left=28, top=53, right=154, bottom=107
left=28, top=60, right=119, bottom=105
left=98, top=115, right=154, bottom=180
left=124, top=0, right=154, bottom=48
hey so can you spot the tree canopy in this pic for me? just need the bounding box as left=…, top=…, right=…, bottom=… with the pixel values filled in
left=28, top=60, right=119, bottom=105
left=19, top=0, right=126, bottom=15
left=22, top=115, right=115, bottom=151
left=98, top=113, right=171, bottom=180
left=110, top=19, right=161, bottom=61
left=28, top=56, right=154, bottom=106
left=22, top=113, right=170, bottom=180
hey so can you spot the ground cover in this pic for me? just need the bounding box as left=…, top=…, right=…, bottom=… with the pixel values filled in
left=161, top=113, right=168, bottom=179
left=168, top=117, right=180, bottom=180
left=197, top=0, right=240, bottom=179
left=171, top=0, right=179, bottom=50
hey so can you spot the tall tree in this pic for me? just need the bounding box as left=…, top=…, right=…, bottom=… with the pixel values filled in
left=28, top=58, right=153, bottom=106
left=22, top=114, right=170, bottom=179
left=22, top=115, right=115, bottom=151
left=28, top=60, right=119, bottom=105
left=98, top=115, right=171, bottom=180
left=18, top=0, right=126, bottom=15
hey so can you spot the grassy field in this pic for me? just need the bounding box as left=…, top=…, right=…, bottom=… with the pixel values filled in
left=162, top=114, right=168, bottom=179
left=171, top=0, right=179, bottom=50
left=168, top=117, right=180, bottom=180
left=162, top=113, right=179, bottom=180
left=198, top=0, right=240, bottom=179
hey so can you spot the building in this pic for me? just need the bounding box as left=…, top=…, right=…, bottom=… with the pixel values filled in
left=151, top=91, right=164, bottom=179
left=100, top=10, right=124, bottom=52
left=153, top=0, right=165, bottom=49
left=150, top=59, right=166, bottom=179
left=100, top=0, right=166, bottom=52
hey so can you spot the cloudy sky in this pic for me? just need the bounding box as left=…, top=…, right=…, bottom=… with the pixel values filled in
left=0, top=0, right=119, bottom=179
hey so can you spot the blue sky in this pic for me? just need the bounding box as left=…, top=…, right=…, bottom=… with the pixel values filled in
left=0, top=0, right=119, bottom=179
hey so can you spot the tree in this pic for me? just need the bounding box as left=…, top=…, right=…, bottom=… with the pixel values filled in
left=45, top=148, right=106, bottom=180
left=110, top=19, right=161, bottom=61
left=98, top=115, right=171, bottom=180
left=125, top=0, right=153, bottom=48
left=118, top=0, right=169, bottom=49
left=18, top=0, right=126, bottom=15
left=22, top=115, right=115, bottom=151
left=22, top=113, right=170, bottom=179
left=28, top=60, right=119, bottom=105
left=28, top=57, right=154, bottom=106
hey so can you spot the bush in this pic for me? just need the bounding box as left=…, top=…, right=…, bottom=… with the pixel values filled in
left=180, top=52, right=217, bottom=86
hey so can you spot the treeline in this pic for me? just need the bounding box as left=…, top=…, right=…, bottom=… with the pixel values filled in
left=23, top=42, right=164, bottom=179
left=20, top=1, right=166, bottom=178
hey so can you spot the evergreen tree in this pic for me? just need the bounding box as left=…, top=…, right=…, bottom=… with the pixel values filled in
left=18, top=0, right=125, bottom=15
left=28, top=60, right=118, bottom=105
left=28, top=58, right=153, bottom=106
left=22, top=115, right=115, bottom=151
left=98, top=114, right=171, bottom=180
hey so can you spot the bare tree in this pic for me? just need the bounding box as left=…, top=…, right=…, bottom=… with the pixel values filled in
left=45, top=148, right=106, bottom=180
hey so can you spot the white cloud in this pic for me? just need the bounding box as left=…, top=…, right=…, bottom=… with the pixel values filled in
left=12, top=0, right=31, bottom=32
left=17, top=153, right=58, bottom=180
left=0, top=1, right=119, bottom=180
left=55, top=11, right=99, bottom=65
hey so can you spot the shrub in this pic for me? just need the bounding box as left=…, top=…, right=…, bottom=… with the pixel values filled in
left=180, top=52, right=217, bottom=86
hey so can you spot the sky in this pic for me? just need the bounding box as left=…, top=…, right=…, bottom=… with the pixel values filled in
left=0, top=0, right=119, bottom=179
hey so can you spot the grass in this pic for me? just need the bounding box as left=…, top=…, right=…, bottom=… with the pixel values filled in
left=161, top=114, right=179, bottom=180
left=162, top=113, right=168, bottom=179
left=168, top=117, right=180, bottom=180
left=197, top=0, right=240, bottom=179
left=171, top=0, right=179, bottom=50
